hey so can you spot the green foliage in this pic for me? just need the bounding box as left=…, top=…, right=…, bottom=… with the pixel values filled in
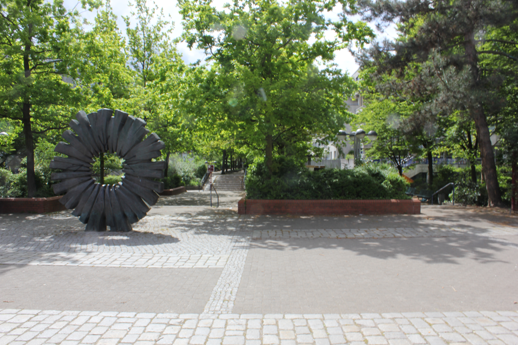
left=165, top=154, right=207, bottom=188
left=497, top=166, right=514, bottom=203
left=178, top=0, right=374, bottom=172
left=195, top=163, right=207, bottom=179
left=450, top=173, right=482, bottom=206
left=246, top=157, right=409, bottom=200
left=163, top=173, right=183, bottom=189
left=0, top=166, right=53, bottom=198
left=408, top=164, right=514, bottom=206
left=103, top=175, right=122, bottom=185
left=91, top=153, right=124, bottom=182
left=0, top=0, right=101, bottom=196
left=0, top=141, right=63, bottom=198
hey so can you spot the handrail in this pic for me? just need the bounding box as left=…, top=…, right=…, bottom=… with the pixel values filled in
left=200, top=171, right=211, bottom=189
left=210, top=183, right=219, bottom=207
left=431, top=182, right=455, bottom=205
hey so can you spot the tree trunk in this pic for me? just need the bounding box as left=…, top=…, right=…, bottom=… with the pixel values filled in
left=427, top=150, right=433, bottom=188
left=222, top=150, right=226, bottom=174
left=464, top=31, right=502, bottom=206
left=22, top=102, right=36, bottom=197
left=397, top=165, right=403, bottom=176
left=23, top=31, right=36, bottom=197
left=265, top=133, right=273, bottom=176
left=472, top=107, right=501, bottom=206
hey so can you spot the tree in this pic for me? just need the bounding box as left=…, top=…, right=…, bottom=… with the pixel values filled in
left=72, top=1, right=133, bottom=113
left=0, top=0, right=98, bottom=197
left=122, top=0, right=191, bottom=157
left=439, top=111, right=479, bottom=184
left=179, top=0, right=373, bottom=174
left=356, top=66, right=442, bottom=186
left=354, top=97, right=414, bottom=176
left=355, top=0, right=518, bottom=206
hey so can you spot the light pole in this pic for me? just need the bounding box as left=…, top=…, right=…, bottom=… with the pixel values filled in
left=351, top=129, right=366, bottom=161
left=337, top=129, right=377, bottom=164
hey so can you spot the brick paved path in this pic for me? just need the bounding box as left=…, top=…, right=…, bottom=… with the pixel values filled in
left=1, top=205, right=517, bottom=344
left=1, top=309, right=518, bottom=345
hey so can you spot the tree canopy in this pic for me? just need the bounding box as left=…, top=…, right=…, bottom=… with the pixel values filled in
left=354, top=0, right=518, bottom=206
left=179, top=0, right=374, bottom=173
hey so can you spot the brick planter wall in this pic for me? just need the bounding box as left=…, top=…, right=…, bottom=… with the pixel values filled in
left=238, top=198, right=420, bottom=215
left=0, top=196, right=67, bottom=214
left=159, top=186, right=187, bottom=196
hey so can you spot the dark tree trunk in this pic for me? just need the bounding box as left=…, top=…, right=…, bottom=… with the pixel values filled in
left=22, top=102, right=36, bottom=197
left=23, top=31, right=36, bottom=197
left=265, top=133, right=273, bottom=176
left=464, top=31, right=502, bottom=206
left=427, top=150, right=433, bottom=188
left=397, top=165, right=403, bottom=176
left=222, top=150, right=226, bottom=174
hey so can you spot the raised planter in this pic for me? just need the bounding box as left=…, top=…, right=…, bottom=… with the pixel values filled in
left=238, top=198, right=420, bottom=215
left=159, top=186, right=187, bottom=196
left=0, top=196, right=67, bottom=214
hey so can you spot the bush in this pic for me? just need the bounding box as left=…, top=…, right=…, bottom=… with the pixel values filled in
left=166, top=154, right=206, bottom=187
left=163, top=173, right=183, bottom=189
left=195, top=163, right=207, bottom=179
left=245, top=157, right=410, bottom=200
left=0, top=166, right=54, bottom=198
left=104, top=175, right=122, bottom=185
left=0, top=141, right=59, bottom=198
left=451, top=175, right=481, bottom=206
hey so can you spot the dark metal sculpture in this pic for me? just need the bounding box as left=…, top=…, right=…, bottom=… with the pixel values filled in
left=51, top=109, right=165, bottom=231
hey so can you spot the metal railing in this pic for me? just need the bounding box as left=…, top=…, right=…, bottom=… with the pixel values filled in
left=200, top=171, right=211, bottom=189
left=431, top=182, right=455, bottom=205
left=210, top=183, right=219, bottom=207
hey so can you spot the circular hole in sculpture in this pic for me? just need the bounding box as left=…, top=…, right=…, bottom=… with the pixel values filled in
left=91, top=152, right=125, bottom=185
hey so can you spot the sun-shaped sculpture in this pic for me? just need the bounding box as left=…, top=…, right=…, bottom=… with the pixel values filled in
left=50, top=109, right=165, bottom=231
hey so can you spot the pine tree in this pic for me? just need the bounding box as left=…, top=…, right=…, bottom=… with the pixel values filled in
left=355, top=0, right=518, bottom=206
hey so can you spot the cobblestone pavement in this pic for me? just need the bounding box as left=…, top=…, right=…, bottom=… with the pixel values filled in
left=0, top=214, right=240, bottom=268
left=1, top=309, right=518, bottom=345
left=1, top=203, right=518, bottom=343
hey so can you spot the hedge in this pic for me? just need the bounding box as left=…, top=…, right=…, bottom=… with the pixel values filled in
left=245, top=157, right=410, bottom=200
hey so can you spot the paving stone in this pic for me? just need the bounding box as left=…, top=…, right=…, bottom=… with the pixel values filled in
left=2, top=208, right=518, bottom=345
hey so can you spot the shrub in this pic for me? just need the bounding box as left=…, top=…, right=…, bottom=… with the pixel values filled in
left=0, top=166, right=53, bottom=198
left=104, top=175, right=122, bottom=185
left=195, top=163, right=207, bottom=179
left=163, top=173, right=183, bottom=189
left=245, top=157, right=410, bottom=200
left=451, top=175, right=481, bottom=206
left=166, top=154, right=206, bottom=187
left=0, top=140, right=61, bottom=198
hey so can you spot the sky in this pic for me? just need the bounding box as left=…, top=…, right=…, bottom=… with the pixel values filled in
left=64, top=0, right=397, bottom=76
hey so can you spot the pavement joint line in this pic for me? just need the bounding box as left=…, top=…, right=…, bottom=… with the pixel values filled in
left=1, top=309, right=517, bottom=344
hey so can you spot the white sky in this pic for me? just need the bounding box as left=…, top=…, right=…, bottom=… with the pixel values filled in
left=66, top=0, right=397, bottom=76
